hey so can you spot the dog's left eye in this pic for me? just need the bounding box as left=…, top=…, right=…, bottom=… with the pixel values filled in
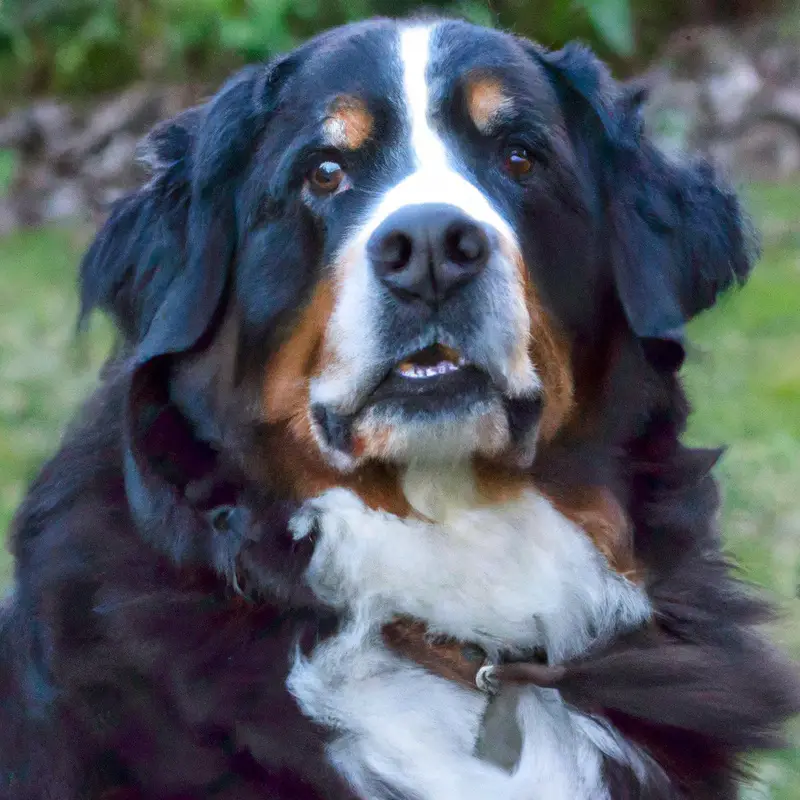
left=502, top=145, right=533, bottom=180
left=309, top=160, right=346, bottom=195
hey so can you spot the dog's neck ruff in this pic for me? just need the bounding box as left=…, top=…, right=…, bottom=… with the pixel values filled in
left=286, top=463, right=652, bottom=800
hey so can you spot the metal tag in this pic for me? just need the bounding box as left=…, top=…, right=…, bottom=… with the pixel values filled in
left=473, top=684, right=524, bottom=772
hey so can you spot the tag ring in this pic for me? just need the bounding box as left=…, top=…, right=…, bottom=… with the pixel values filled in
left=475, top=661, right=500, bottom=695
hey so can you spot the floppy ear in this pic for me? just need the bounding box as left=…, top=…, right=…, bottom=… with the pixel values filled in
left=78, top=58, right=297, bottom=560
left=533, top=44, right=757, bottom=368
left=79, top=106, right=201, bottom=345
left=80, top=57, right=294, bottom=364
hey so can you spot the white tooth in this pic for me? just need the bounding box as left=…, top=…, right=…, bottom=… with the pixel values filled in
left=396, top=359, right=465, bottom=379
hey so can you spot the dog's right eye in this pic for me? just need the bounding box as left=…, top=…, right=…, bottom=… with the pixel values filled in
left=309, top=160, right=346, bottom=195
left=502, top=145, right=533, bottom=180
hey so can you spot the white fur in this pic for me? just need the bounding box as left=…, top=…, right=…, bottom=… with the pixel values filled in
left=287, top=465, right=653, bottom=799
left=351, top=398, right=511, bottom=465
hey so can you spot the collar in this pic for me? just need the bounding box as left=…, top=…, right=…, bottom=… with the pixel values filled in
left=381, top=616, right=557, bottom=695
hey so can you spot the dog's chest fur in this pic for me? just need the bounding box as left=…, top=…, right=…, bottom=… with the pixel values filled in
left=287, top=465, right=652, bottom=800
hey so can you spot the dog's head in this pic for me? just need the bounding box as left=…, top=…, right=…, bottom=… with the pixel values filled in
left=81, top=18, right=755, bottom=478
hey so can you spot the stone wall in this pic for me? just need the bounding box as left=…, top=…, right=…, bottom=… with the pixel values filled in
left=0, top=84, right=204, bottom=234
left=644, top=23, right=800, bottom=179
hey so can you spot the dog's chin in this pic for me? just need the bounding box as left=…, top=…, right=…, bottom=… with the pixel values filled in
left=309, top=366, right=543, bottom=472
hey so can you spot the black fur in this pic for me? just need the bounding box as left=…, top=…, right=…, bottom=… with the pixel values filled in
left=532, top=42, right=756, bottom=369
left=2, top=18, right=798, bottom=800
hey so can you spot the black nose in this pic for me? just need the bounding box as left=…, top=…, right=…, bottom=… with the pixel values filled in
left=367, top=203, right=491, bottom=307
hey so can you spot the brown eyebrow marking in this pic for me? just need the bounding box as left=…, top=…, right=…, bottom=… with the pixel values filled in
left=465, top=76, right=513, bottom=134
left=323, top=96, right=374, bottom=150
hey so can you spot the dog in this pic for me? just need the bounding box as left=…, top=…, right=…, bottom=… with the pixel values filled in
left=2, top=16, right=799, bottom=800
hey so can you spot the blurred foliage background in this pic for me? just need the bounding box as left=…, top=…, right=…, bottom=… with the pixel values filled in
left=0, top=0, right=788, bottom=101
left=1, top=0, right=800, bottom=797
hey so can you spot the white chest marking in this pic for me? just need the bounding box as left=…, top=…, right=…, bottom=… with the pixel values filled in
left=287, top=466, right=652, bottom=800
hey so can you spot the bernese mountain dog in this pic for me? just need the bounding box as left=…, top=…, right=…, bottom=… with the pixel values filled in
left=1, top=16, right=798, bottom=800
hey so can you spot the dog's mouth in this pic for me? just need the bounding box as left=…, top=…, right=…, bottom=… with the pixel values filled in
left=308, top=338, right=544, bottom=469
left=366, top=344, right=492, bottom=411
left=392, top=344, right=467, bottom=380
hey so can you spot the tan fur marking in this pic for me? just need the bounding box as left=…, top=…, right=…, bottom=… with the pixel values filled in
left=262, top=419, right=411, bottom=514
left=528, top=296, right=575, bottom=442
left=324, top=96, right=374, bottom=150
left=466, top=76, right=512, bottom=134
left=545, top=486, right=639, bottom=579
left=510, top=248, right=574, bottom=441
left=262, top=282, right=334, bottom=423
left=260, top=290, right=408, bottom=514
left=472, top=459, right=530, bottom=505
left=351, top=425, right=393, bottom=461
left=382, top=617, right=485, bottom=690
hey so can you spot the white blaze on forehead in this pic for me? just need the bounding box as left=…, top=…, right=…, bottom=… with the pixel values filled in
left=400, top=25, right=442, bottom=172
left=351, top=24, right=516, bottom=244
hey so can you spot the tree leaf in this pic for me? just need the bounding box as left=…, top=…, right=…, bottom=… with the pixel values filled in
left=456, top=1, right=496, bottom=29
left=576, top=0, right=634, bottom=56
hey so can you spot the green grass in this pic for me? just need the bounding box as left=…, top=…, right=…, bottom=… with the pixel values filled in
left=683, top=183, right=800, bottom=799
left=0, top=226, right=112, bottom=584
left=0, top=183, right=798, bottom=795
